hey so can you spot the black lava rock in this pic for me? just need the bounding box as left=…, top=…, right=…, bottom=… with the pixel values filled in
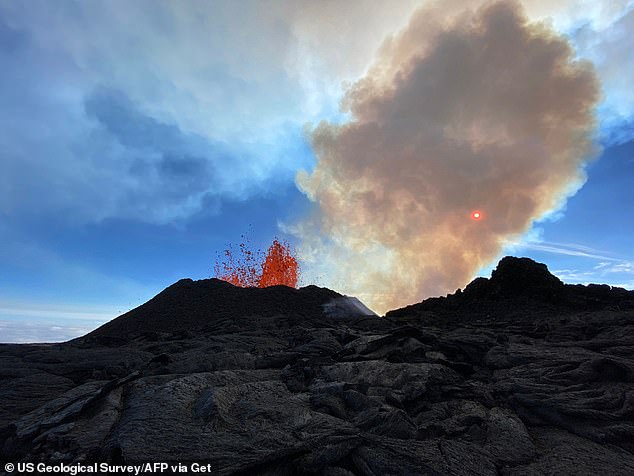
left=1, top=257, right=634, bottom=475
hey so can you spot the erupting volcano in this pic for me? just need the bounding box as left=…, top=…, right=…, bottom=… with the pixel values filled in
left=214, top=237, right=300, bottom=288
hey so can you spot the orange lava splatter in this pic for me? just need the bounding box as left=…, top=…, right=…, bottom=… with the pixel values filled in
left=259, top=239, right=299, bottom=288
left=214, top=236, right=300, bottom=288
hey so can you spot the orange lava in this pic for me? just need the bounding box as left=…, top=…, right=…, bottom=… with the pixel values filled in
left=214, top=237, right=299, bottom=288
left=259, top=239, right=299, bottom=288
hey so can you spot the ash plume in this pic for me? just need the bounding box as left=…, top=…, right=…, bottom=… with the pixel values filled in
left=294, top=0, right=600, bottom=314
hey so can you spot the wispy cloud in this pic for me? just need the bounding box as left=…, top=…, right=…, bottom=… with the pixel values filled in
left=592, top=260, right=634, bottom=274
left=513, top=241, right=621, bottom=261
left=551, top=268, right=595, bottom=280
left=0, top=302, right=118, bottom=322
left=550, top=270, right=634, bottom=289
left=0, top=0, right=423, bottom=226
left=506, top=236, right=634, bottom=288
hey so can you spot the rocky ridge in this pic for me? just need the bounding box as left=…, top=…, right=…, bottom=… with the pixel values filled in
left=1, top=256, right=633, bottom=475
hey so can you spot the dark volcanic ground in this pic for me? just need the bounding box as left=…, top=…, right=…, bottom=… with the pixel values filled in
left=1, top=257, right=634, bottom=475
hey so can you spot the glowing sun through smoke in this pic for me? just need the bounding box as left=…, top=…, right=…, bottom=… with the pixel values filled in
left=293, top=0, right=600, bottom=314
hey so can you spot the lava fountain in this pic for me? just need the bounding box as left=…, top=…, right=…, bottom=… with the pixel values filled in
left=214, top=236, right=300, bottom=288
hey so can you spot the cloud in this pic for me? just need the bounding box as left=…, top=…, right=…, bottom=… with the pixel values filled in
left=551, top=261, right=634, bottom=288
left=81, top=88, right=229, bottom=222
left=0, top=320, right=95, bottom=343
left=570, top=5, right=634, bottom=144
left=521, top=0, right=632, bottom=28
left=294, top=0, right=600, bottom=313
left=0, top=303, right=117, bottom=322
left=512, top=0, right=634, bottom=144
left=2, top=0, right=628, bottom=228
left=0, top=2, right=326, bottom=224
left=505, top=235, right=634, bottom=288
left=0, top=0, right=428, bottom=225
left=281, top=0, right=423, bottom=116
left=509, top=240, right=620, bottom=261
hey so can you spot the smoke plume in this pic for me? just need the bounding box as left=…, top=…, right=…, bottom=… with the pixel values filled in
left=294, top=0, right=600, bottom=313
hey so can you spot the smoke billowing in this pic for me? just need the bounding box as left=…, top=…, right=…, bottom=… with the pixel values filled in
left=294, top=0, right=600, bottom=313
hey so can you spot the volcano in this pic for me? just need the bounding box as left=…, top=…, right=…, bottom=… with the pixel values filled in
left=1, top=256, right=634, bottom=474
left=82, top=278, right=375, bottom=341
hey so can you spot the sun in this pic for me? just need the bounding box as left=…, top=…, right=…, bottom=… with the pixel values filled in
left=471, top=210, right=482, bottom=220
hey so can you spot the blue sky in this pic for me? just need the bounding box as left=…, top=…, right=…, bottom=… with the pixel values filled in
left=1, top=0, right=633, bottom=342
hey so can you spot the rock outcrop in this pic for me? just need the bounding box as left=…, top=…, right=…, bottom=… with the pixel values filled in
left=1, top=257, right=634, bottom=475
